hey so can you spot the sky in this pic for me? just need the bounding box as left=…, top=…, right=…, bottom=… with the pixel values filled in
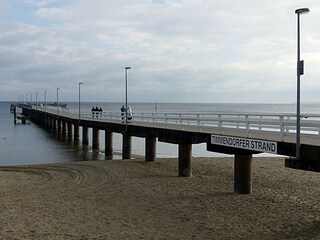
left=0, top=0, right=319, bottom=103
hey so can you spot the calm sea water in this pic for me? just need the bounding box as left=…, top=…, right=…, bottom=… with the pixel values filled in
left=1, top=101, right=320, bottom=166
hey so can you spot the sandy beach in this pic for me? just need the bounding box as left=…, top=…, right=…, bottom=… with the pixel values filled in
left=0, top=157, right=319, bottom=239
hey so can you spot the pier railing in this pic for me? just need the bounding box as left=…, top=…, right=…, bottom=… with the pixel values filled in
left=32, top=105, right=320, bottom=141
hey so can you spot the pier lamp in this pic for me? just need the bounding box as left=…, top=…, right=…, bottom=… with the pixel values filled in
left=125, top=66, right=131, bottom=131
left=36, top=92, right=38, bottom=109
left=295, top=7, right=310, bottom=160
left=78, top=82, right=82, bottom=123
left=44, top=90, right=47, bottom=112
left=56, top=88, right=60, bottom=115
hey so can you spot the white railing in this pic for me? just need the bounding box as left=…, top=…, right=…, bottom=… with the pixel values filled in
left=33, top=105, right=320, bottom=141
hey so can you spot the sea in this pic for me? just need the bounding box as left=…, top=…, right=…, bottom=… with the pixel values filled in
left=1, top=101, right=320, bottom=166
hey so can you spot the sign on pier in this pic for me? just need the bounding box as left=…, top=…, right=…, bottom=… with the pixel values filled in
left=211, top=135, right=277, bottom=154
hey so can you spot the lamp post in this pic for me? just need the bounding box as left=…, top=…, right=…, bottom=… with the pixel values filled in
left=36, top=92, right=38, bottom=109
left=125, top=66, right=131, bottom=131
left=78, top=82, right=82, bottom=123
left=56, top=88, right=60, bottom=115
left=44, top=90, right=47, bottom=112
left=295, top=8, right=309, bottom=160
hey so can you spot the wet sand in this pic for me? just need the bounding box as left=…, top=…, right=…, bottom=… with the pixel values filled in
left=0, top=157, right=320, bottom=239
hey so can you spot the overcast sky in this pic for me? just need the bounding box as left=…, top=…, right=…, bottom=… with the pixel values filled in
left=0, top=0, right=319, bottom=103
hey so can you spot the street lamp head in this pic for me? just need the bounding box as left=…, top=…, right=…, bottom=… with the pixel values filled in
left=295, top=8, right=310, bottom=15
left=125, top=67, right=131, bottom=70
left=79, top=82, right=83, bottom=85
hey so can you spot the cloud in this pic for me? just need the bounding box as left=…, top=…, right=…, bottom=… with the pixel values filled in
left=0, top=0, right=319, bottom=103
left=24, top=0, right=65, bottom=7
left=34, top=7, right=69, bottom=20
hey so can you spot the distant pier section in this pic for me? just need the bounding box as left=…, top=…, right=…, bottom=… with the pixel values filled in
left=11, top=104, right=28, bottom=124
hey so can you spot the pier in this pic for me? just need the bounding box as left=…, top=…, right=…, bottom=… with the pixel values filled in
left=16, top=104, right=320, bottom=194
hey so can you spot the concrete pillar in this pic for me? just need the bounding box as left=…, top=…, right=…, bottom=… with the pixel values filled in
left=82, top=126, right=89, bottom=145
left=92, top=128, right=99, bottom=150
left=61, top=121, right=66, bottom=135
left=178, top=143, right=192, bottom=177
left=105, top=130, right=113, bottom=156
left=145, top=136, right=156, bottom=162
left=122, top=133, right=132, bottom=159
left=74, top=124, right=79, bottom=141
left=57, top=119, right=61, bottom=132
left=45, top=116, right=49, bottom=127
left=234, top=154, right=253, bottom=194
left=47, top=116, right=51, bottom=127
left=52, top=118, right=57, bottom=129
left=67, top=122, right=72, bottom=137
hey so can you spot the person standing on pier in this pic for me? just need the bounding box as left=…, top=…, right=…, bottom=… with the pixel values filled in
left=121, top=105, right=125, bottom=123
left=91, top=107, right=95, bottom=118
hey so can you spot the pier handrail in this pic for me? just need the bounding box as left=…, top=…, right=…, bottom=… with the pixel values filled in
left=33, top=105, right=320, bottom=140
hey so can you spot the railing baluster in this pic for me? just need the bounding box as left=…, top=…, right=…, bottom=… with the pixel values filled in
left=237, top=115, right=240, bottom=128
left=218, top=114, right=222, bottom=133
left=197, top=114, right=200, bottom=131
left=245, top=115, right=249, bottom=135
left=286, top=116, right=290, bottom=133
left=165, top=113, right=168, bottom=128
left=280, top=116, right=284, bottom=141
left=259, top=115, right=262, bottom=130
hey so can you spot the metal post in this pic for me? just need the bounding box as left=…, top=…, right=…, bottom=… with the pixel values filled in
left=44, top=90, right=47, bottom=112
left=56, top=88, right=60, bottom=115
left=296, top=13, right=301, bottom=160
left=36, top=92, right=38, bottom=109
left=234, top=154, right=252, bottom=194
left=295, top=8, right=309, bottom=160
left=125, top=67, right=131, bottom=132
left=178, top=143, right=192, bottom=177
left=78, top=82, right=82, bottom=123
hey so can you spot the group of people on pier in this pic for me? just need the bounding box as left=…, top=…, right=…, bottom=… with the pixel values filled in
left=121, top=105, right=133, bottom=122
left=91, top=106, right=103, bottom=118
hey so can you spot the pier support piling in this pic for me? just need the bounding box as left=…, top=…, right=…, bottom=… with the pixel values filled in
left=57, top=120, right=61, bottom=132
left=74, top=124, right=79, bottom=141
left=67, top=122, right=72, bottom=137
left=105, top=130, right=113, bottom=156
left=13, top=108, right=16, bottom=124
left=82, top=126, right=88, bottom=145
left=52, top=118, right=57, bottom=129
left=48, top=117, right=52, bottom=128
left=92, top=128, right=99, bottom=150
left=122, top=133, right=132, bottom=159
left=145, top=136, right=156, bottom=162
left=178, top=143, right=192, bottom=177
left=234, top=154, right=252, bottom=194
left=61, top=121, right=66, bottom=135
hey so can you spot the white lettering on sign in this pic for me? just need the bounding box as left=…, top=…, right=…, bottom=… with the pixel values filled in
left=211, top=135, right=277, bottom=154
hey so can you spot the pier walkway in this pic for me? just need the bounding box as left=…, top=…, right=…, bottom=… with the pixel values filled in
left=17, top=104, right=320, bottom=194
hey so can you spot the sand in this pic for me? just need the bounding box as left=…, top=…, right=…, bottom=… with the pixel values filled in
left=0, top=157, right=320, bottom=239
